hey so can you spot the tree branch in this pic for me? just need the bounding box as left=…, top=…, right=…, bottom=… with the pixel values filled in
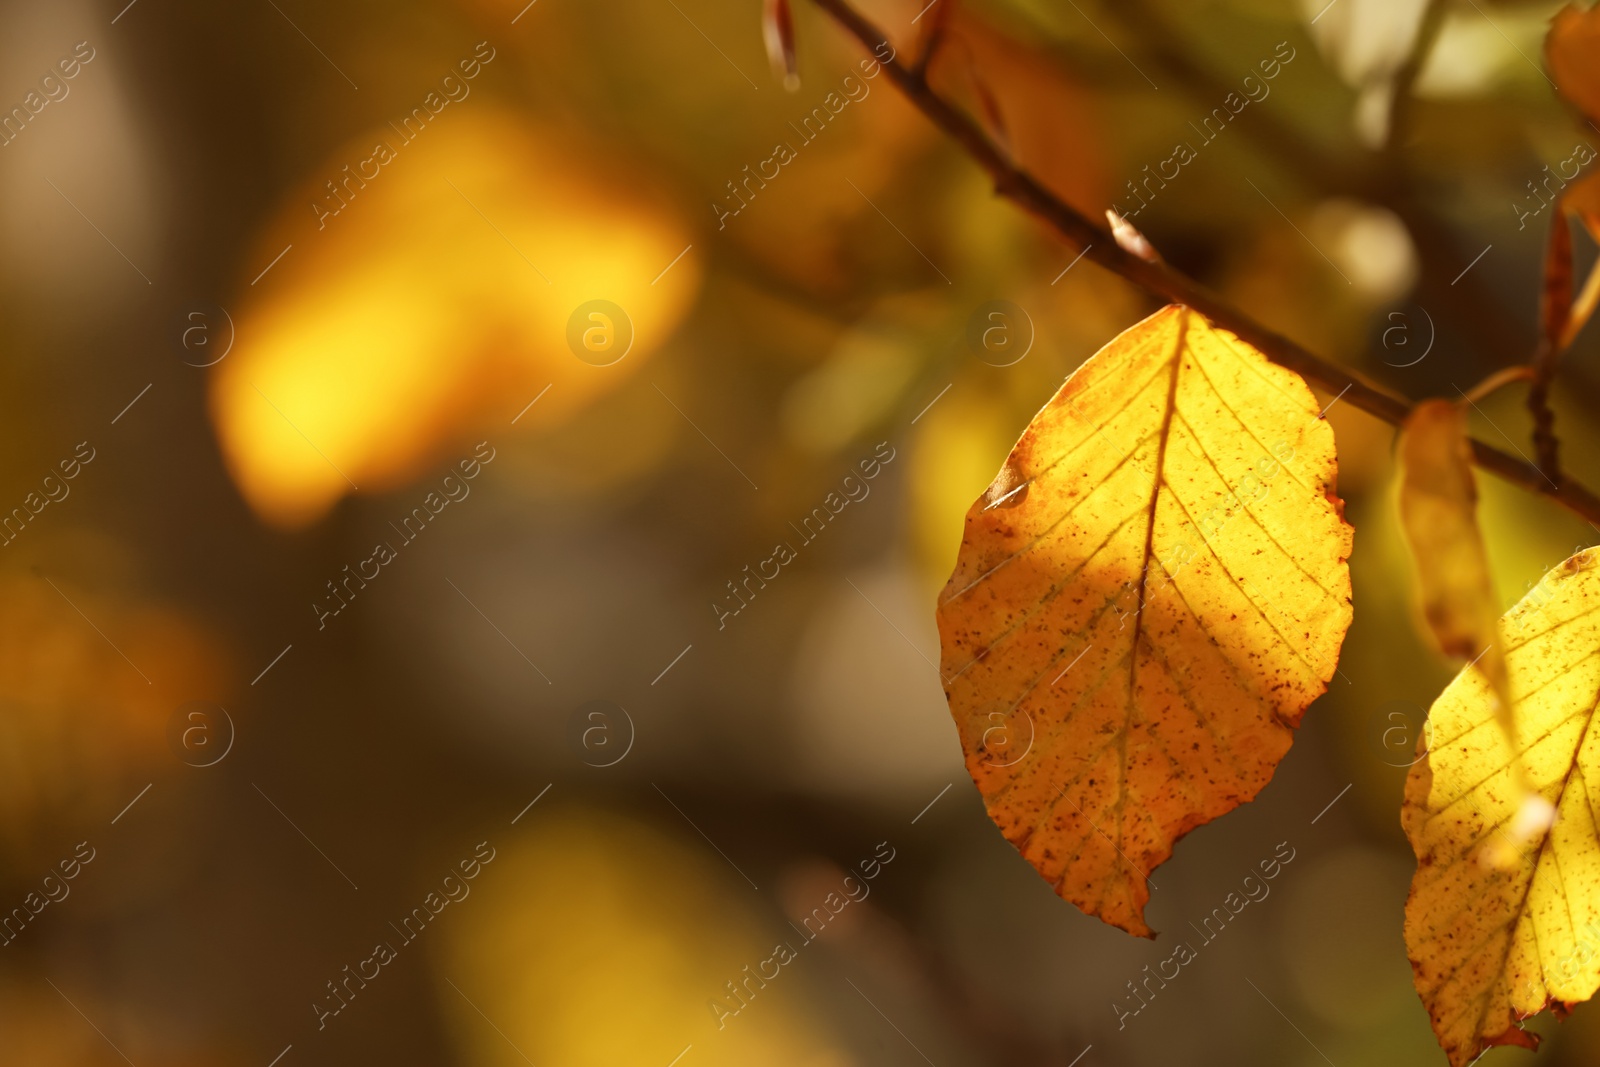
left=1099, top=0, right=1529, bottom=371
left=808, top=0, right=1600, bottom=529
left=1384, top=0, right=1451, bottom=151
left=1528, top=207, right=1573, bottom=481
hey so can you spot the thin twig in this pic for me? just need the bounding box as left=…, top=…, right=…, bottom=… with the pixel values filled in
left=1105, top=0, right=1526, bottom=367
left=1528, top=207, right=1574, bottom=480
left=1527, top=347, right=1563, bottom=484
left=1463, top=365, right=1534, bottom=406
left=805, top=0, right=1600, bottom=527
left=1384, top=0, right=1452, bottom=151
left=910, top=0, right=951, bottom=77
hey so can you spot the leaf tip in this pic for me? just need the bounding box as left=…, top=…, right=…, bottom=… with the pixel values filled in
left=1106, top=208, right=1161, bottom=263
left=762, top=0, right=800, bottom=92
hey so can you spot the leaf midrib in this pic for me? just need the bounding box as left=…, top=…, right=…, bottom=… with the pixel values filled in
left=1115, top=307, right=1189, bottom=885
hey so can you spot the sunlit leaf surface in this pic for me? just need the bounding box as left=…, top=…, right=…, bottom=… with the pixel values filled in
left=1405, top=547, right=1600, bottom=1066
left=937, top=305, right=1352, bottom=936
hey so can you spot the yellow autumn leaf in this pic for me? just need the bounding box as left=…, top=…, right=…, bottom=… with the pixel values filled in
left=1403, top=547, right=1600, bottom=1067
left=936, top=304, right=1352, bottom=937
left=212, top=108, right=700, bottom=528
left=1398, top=399, right=1512, bottom=720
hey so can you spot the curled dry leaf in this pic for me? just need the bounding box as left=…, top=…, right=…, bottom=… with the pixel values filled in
left=1540, top=204, right=1575, bottom=352
left=924, top=7, right=1012, bottom=157
left=1398, top=400, right=1513, bottom=727
left=1539, top=6, right=1600, bottom=349
left=1404, top=547, right=1600, bottom=1067
left=1545, top=2, right=1600, bottom=349
left=763, top=0, right=800, bottom=91
left=441, top=807, right=848, bottom=1066
left=967, top=53, right=1012, bottom=158
left=922, top=7, right=1107, bottom=217
left=1559, top=172, right=1600, bottom=350
left=1107, top=209, right=1160, bottom=264
left=1548, top=3, right=1600, bottom=126
left=911, top=0, right=952, bottom=70
left=937, top=305, right=1352, bottom=937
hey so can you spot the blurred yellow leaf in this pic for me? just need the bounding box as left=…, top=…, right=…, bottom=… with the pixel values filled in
left=1398, top=399, right=1511, bottom=715
left=441, top=806, right=847, bottom=1067
left=910, top=387, right=1019, bottom=592
left=937, top=305, right=1351, bottom=936
left=781, top=315, right=919, bottom=453
left=1403, top=547, right=1600, bottom=1067
left=212, top=109, right=700, bottom=528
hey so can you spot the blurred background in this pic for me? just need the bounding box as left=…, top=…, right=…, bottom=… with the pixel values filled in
left=1, top=0, right=1598, bottom=1063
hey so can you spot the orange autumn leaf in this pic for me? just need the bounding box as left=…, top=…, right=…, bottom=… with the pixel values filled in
left=1403, top=548, right=1600, bottom=1067
left=936, top=305, right=1352, bottom=937
left=0, top=572, right=233, bottom=847
left=1540, top=197, right=1576, bottom=352
left=1548, top=3, right=1600, bottom=127
left=1555, top=172, right=1600, bottom=349
left=1537, top=8, right=1600, bottom=349
left=1564, top=170, right=1600, bottom=234
left=923, top=5, right=1107, bottom=219
left=1398, top=400, right=1512, bottom=718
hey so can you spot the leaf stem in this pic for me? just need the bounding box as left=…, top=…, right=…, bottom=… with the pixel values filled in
left=1461, top=365, right=1534, bottom=406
